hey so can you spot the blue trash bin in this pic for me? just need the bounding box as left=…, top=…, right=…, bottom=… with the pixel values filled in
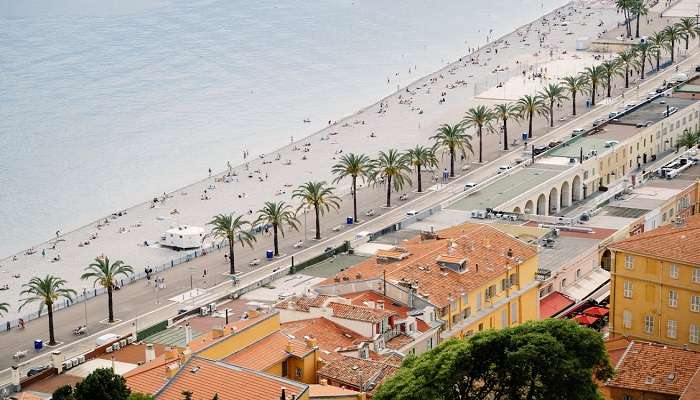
left=521, top=132, right=528, bottom=141
left=266, top=250, right=273, bottom=260
left=34, top=339, right=43, bottom=350
left=346, top=216, right=353, bottom=225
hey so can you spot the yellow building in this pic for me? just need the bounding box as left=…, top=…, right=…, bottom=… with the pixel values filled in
left=608, top=215, right=700, bottom=351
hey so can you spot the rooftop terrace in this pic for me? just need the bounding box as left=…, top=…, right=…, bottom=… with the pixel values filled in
left=612, top=96, right=696, bottom=126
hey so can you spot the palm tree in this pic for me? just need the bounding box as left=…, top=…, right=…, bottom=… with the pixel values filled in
left=369, top=150, right=412, bottom=207
left=583, top=65, right=603, bottom=106
left=678, top=17, right=700, bottom=52
left=19, top=275, right=76, bottom=345
left=617, top=49, right=640, bottom=88
left=81, top=257, right=133, bottom=323
left=207, top=214, right=256, bottom=275
left=405, top=145, right=438, bottom=192
left=254, top=201, right=300, bottom=257
left=560, top=75, right=588, bottom=116
left=493, top=103, right=520, bottom=150
left=678, top=130, right=699, bottom=149
left=600, top=59, right=623, bottom=98
left=516, top=94, right=547, bottom=139
left=0, top=302, right=8, bottom=317
left=663, top=24, right=683, bottom=63
left=649, top=31, right=666, bottom=72
left=292, top=181, right=341, bottom=240
left=615, top=0, right=633, bottom=37
left=539, top=83, right=568, bottom=127
left=631, top=0, right=648, bottom=38
left=430, top=123, right=473, bottom=177
left=462, top=105, right=496, bottom=163
left=634, top=41, right=653, bottom=79
left=331, top=153, right=371, bottom=224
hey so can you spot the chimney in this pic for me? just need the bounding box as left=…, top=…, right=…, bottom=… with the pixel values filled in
left=164, top=346, right=178, bottom=361
left=212, top=328, right=224, bottom=338
left=475, top=263, right=479, bottom=272
left=51, top=351, right=65, bottom=373
left=286, top=341, right=293, bottom=353
left=11, top=366, right=20, bottom=387
left=280, top=387, right=286, bottom=400
left=307, top=337, right=318, bottom=348
left=145, top=344, right=156, bottom=363
left=165, top=362, right=180, bottom=379
left=507, top=248, right=513, bottom=258
left=376, top=300, right=385, bottom=310
left=184, top=323, right=193, bottom=345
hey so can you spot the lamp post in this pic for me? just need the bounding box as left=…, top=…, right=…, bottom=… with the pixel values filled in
left=82, top=288, right=88, bottom=330
left=303, top=206, right=308, bottom=242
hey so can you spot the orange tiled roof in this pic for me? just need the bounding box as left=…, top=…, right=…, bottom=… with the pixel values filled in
left=340, top=291, right=410, bottom=319
left=681, top=367, right=700, bottom=400
left=317, top=356, right=399, bottom=395
left=155, top=357, right=308, bottom=400
left=124, top=354, right=179, bottom=395
left=329, top=302, right=397, bottom=323
left=281, top=317, right=369, bottom=360
left=385, top=334, right=413, bottom=350
left=308, top=383, right=360, bottom=398
left=606, top=341, right=700, bottom=396
left=319, top=224, right=537, bottom=307
left=373, top=352, right=404, bottom=367
left=608, top=214, right=700, bottom=265
left=223, top=331, right=312, bottom=370
left=275, top=295, right=331, bottom=312
left=189, top=313, right=269, bottom=353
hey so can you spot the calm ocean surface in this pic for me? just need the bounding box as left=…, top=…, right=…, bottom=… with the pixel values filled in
left=0, top=0, right=566, bottom=257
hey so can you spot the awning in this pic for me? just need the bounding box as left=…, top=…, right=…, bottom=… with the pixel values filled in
left=583, top=306, right=609, bottom=317
left=572, top=314, right=599, bottom=325
left=540, top=291, right=575, bottom=319
left=562, top=268, right=610, bottom=302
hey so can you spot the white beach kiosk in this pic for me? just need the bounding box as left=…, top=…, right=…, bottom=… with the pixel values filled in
left=162, top=225, right=205, bottom=249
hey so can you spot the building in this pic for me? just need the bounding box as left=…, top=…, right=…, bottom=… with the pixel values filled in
left=317, top=223, right=540, bottom=338
left=605, top=341, right=700, bottom=400
left=608, top=214, right=700, bottom=351
left=316, top=356, right=399, bottom=397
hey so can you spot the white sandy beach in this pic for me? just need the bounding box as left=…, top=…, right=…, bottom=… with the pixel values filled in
left=0, top=0, right=621, bottom=319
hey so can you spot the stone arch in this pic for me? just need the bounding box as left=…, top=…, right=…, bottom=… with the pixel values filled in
left=513, top=206, right=522, bottom=213
left=549, top=187, right=559, bottom=215
left=524, top=200, right=534, bottom=214
left=572, top=175, right=582, bottom=201
left=560, top=181, right=571, bottom=208
left=536, top=193, right=547, bottom=215
left=601, top=249, right=612, bottom=271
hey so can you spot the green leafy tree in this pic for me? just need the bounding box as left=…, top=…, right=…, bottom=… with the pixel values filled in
left=369, top=149, right=412, bottom=208
left=561, top=75, right=588, bottom=116
left=634, top=41, right=654, bottom=79
left=493, top=103, right=520, bottom=150
left=539, top=83, right=568, bottom=127
left=73, top=368, right=131, bottom=400
left=678, top=17, right=700, bottom=51
left=516, top=94, right=547, bottom=139
left=331, top=153, right=372, bottom=223
left=81, top=256, right=132, bottom=323
left=462, top=105, right=496, bottom=163
left=374, top=319, right=614, bottom=400
left=663, top=24, right=683, bottom=63
left=600, top=59, right=623, bottom=98
left=53, top=385, right=75, bottom=400
left=583, top=65, right=603, bottom=106
left=127, top=394, right=155, bottom=400
left=631, top=0, right=648, bottom=38
left=19, top=275, right=76, bottom=345
left=292, top=181, right=341, bottom=240
left=254, top=201, right=300, bottom=256
left=207, top=213, right=256, bottom=275
left=649, top=31, right=666, bottom=72
left=431, top=123, right=473, bottom=177
left=405, top=145, right=438, bottom=192
left=617, top=49, right=640, bottom=88
left=678, top=130, right=699, bottom=149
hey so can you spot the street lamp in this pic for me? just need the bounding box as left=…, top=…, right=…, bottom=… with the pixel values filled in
left=303, top=206, right=308, bottom=242
left=82, top=288, right=88, bottom=330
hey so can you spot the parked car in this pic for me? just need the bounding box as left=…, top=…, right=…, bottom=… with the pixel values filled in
left=571, top=128, right=585, bottom=137
left=497, top=165, right=513, bottom=174
left=27, top=365, right=49, bottom=377
left=533, top=145, right=548, bottom=156
left=464, top=182, right=478, bottom=190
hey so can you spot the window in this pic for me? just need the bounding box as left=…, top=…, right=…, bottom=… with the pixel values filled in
left=670, top=264, right=678, bottom=279
left=485, top=285, right=496, bottom=300
left=501, top=309, right=508, bottom=327
left=691, top=295, right=700, bottom=312
left=644, top=315, right=654, bottom=334
left=669, top=290, right=678, bottom=308
left=461, top=293, right=468, bottom=305
left=511, top=302, right=518, bottom=324
left=624, top=396, right=633, bottom=400
left=428, top=337, right=434, bottom=350
left=623, top=281, right=633, bottom=298
left=691, top=324, right=699, bottom=344
left=693, top=268, right=700, bottom=283
left=281, top=360, right=288, bottom=377
left=667, top=320, right=677, bottom=339
left=625, top=255, right=634, bottom=269
left=561, top=278, right=567, bottom=288
left=295, top=367, right=302, bottom=379
left=463, top=307, right=471, bottom=319
left=501, top=278, right=509, bottom=291
left=476, top=293, right=482, bottom=311
left=576, top=269, right=581, bottom=279
left=623, top=310, right=632, bottom=329
left=510, top=273, right=518, bottom=286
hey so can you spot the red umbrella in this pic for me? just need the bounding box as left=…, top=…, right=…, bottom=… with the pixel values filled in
left=583, top=306, right=609, bottom=318
left=572, top=314, right=599, bottom=325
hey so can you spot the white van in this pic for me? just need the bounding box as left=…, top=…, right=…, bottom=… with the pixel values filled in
left=95, top=333, right=120, bottom=347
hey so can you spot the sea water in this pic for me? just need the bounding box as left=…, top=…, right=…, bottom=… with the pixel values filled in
left=0, top=0, right=567, bottom=257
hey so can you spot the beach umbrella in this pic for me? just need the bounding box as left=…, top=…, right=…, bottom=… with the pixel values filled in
left=583, top=306, right=609, bottom=318
left=572, top=314, right=599, bottom=326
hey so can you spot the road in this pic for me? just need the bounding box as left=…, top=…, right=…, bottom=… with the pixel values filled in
left=1, top=48, right=697, bottom=388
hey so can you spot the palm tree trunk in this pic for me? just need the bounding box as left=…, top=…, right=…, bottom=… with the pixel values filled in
left=449, top=148, right=455, bottom=177
left=107, top=285, right=114, bottom=323
left=635, top=14, right=640, bottom=38
left=314, top=205, right=321, bottom=240
left=671, top=42, right=675, bottom=63
left=48, top=304, right=56, bottom=345
left=528, top=112, right=533, bottom=138
left=273, top=223, right=279, bottom=256
left=228, top=239, right=235, bottom=275
left=656, top=55, right=660, bottom=72
left=572, top=92, right=577, bottom=116
left=351, top=176, right=358, bottom=223
left=607, top=78, right=612, bottom=97
left=592, top=86, right=596, bottom=106
left=641, top=57, right=646, bottom=79
left=549, top=102, right=554, bottom=127
left=625, top=67, right=629, bottom=88
left=503, top=119, right=509, bottom=150
left=685, top=38, right=689, bottom=51
left=478, top=126, right=483, bottom=163
left=417, top=165, right=423, bottom=192
left=386, top=176, right=392, bottom=207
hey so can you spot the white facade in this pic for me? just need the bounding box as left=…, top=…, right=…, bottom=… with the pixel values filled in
left=162, top=225, right=204, bottom=249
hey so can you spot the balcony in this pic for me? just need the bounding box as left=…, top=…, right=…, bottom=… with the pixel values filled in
left=535, top=269, right=552, bottom=281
